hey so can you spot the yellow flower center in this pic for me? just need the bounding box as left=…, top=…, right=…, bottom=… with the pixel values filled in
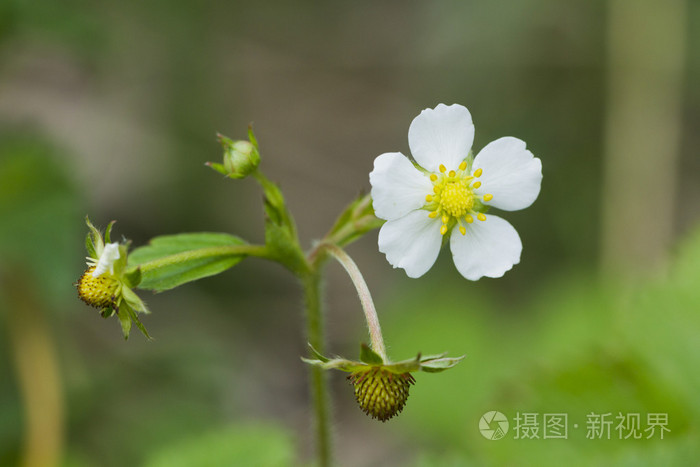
left=77, top=265, right=120, bottom=310
left=425, top=162, right=493, bottom=236
left=440, top=180, right=474, bottom=217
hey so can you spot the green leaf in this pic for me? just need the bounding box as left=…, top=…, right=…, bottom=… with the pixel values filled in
left=128, top=232, right=249, bottom=292
left=360, top=342, right=384, bottom=365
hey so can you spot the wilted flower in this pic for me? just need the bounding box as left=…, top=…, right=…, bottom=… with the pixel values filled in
left=76, top=217, right=150, bottom=339
left=370, top=104, right=542, bottom=280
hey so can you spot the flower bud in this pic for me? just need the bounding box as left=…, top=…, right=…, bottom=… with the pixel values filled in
left=348, top=368, right=415, bottom=422
left=218, top=134, right=260, bottom=179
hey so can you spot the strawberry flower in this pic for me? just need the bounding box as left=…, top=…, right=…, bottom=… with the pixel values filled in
left=369, top=104, right=542, bottom=280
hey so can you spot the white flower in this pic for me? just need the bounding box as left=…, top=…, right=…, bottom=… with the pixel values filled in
left=90, top=242, right=121, bottom=277
left=369, top=104, right=542, bottom=280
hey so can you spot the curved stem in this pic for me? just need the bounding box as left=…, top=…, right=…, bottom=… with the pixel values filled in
left=318, top=243, right=387, bottom=361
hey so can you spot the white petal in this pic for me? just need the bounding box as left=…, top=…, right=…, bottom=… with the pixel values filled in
left=449, top=214, right=522, bottom=280
left=370, top=152, right=433, bottom=221
left=92, top=242, right=121, bottom=277
left=378, top=210, right=443, bottom=278
left=408, top=104, right=474, bottom=173
left=472, top=137, right=542, bottom=211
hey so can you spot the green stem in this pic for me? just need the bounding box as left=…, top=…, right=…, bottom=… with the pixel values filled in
left=302, top=268, right=332, bottom=467
left=133, top=244, right=270, bottom=275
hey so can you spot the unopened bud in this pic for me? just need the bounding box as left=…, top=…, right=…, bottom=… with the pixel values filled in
left=218, top=134, right=260, bottom=179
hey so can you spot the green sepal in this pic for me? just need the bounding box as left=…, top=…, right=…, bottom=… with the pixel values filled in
left=360, top=342, right=384, bottom=365
left=123, top=267, right=142, bottom=288
left=105, top=220, right=116, bottom=244
left=247, top=125, right=258, bottom=150
left=85, top=216, right=103, bottom=257
left=302, top=347, right=464, bottom=375
left=117, top=305, right=132, bottom=340
left=100, top=307, right=115, bottom=318
left=85, top=231, right=97, bottom=260
left=301, top=356, right=368, bottom=373
left=121, top=284, right=149, bottom=314
left=112, top=243, right=130, bottom=277
left=419, top=355, right=465, bottom=373
left=384, top=355, right=421, bottom=374
left=307, top=344, right=329, bottom=363
left=205, top=162, right=229, bottom=176
left=325, top=193, right=384, bottom=247
left=126, top=305, right=152, bottom=340
left=127, top=232, right=249, bottom=292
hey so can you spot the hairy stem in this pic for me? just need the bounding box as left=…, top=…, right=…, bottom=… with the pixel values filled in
left=320, top=243, right=386, bottom=361
left=302, top=269, right=332, bottom=467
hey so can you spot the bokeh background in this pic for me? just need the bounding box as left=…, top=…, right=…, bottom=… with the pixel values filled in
left=1, top=1, right=699, bottom=466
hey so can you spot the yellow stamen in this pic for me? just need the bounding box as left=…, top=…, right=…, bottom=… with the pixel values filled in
left=472, top=181, right=481, bottom=189
left=428, top=211, right=438, bottom=218
left=441, top=215, right=450, bottom=225
left=433, top=185, right=440, bottom=193
left=483, top=193, right=493, bottom=201
left=440, top=225, right=448, bottom=235
left=465, top=215, right=474, bottom=223
left=459, top=226, right=466, bottom=235
left=430, top=174, right=438, bottom=182
left=477, top=213, right=486, bottom=221
left=448, top=170, right=456, bottom=178
left=439, top=164, right=446, bottom=173
left=425, top=194, right=433, bottom=202
left=459, top=161, right=467, bottom=171
left=473, top=168, right=482, bottom=177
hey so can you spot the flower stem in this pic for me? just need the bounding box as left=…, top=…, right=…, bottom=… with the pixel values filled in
left=302, top=269, right=332, bottom=467
left=319, top=243, right=387, bottom=362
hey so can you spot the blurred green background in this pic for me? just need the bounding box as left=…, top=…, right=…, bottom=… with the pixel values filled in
left=1, top=1, right=699, bottom=466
